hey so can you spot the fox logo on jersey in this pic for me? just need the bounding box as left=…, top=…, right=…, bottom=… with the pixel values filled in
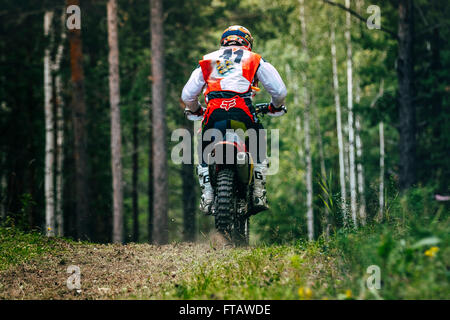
left=219, top=98, right=237, bottom=111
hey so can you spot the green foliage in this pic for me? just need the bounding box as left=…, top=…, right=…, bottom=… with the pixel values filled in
left=328, top=187, right=449, bottom=299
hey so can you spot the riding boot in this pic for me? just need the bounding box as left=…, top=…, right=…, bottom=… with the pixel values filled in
left=253, top=161, right=269, bottom=213
left=197, top=165, right=214, bottom=214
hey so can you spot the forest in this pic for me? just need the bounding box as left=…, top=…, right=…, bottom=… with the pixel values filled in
left=0, top=0, right=448, bottom=300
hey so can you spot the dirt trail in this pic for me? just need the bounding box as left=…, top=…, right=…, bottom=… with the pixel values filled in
left=0, top=234, right=233, bottom=299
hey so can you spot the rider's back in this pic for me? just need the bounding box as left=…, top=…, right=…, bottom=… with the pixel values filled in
left=181, top=25, right=287, bottom=215
left=199, top=46, right=261, bottom=97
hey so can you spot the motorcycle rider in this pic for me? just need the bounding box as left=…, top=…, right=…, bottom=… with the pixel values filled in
left=181, top=25, right=287, bottom=214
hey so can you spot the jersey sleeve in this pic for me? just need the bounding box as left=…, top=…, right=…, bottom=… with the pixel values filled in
left=256, top=59, right=287, bottom=108
left=181, top=66, right=206, bottom=111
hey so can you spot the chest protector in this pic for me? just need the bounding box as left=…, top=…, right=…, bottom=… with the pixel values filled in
left=199, top=47, right=261, bottom=98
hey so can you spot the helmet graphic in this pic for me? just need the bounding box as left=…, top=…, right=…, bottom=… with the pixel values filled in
left=220, top=25, right=254, bottom=51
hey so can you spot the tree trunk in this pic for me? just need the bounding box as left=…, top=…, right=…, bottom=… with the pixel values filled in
left=355, top=80, right=366, bottom=225
left=371, top=79, right=386, bottom=222
left=67, top=0, right=90, bottom=240
left=107, top=0, right=124, bottom=244
left=132, top=108, right=139, bottom=242
left=304, top=96, right=313, bottom=241
left=54, top=10, right=66, bottom=237
left=355, top=115, right=366, bottom=225
left=148, top=106, right=153, bottom=243
left=345, top=0, right=357, bottom=228
left=181, top=136, right=196, bottom=242
left=181, top=120, right=196, bottom=242
left=397, top=0, right=416, bottom=191
left=330, top=22, right=347, bottom=220
left=343, top=123, right=350, bottom=190
left=299, top=0, right=314, bottom=241
left=354, top=0, right=366, bottom=226
left=150, top=0, right=168, bottom=244
left=430, top=27, right=442, bottom=142
left=44, top=11, right=55, bottom=237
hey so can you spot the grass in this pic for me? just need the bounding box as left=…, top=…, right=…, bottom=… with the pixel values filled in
left=0, top=227, right=65, bottom=271
left=161, top=187, right=449, bottom=300
left=0, top=187, right=448, bottom=299
left=160, top=242, right=342, bottom=300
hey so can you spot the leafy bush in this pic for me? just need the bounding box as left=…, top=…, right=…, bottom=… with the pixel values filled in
left=328, top=187, right=449, bottom=299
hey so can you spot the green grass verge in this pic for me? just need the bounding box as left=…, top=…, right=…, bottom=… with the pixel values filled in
left=160, top=242, right=344, bottom=300
left=329, top=188, right=450, bottom=299
left=162, top=188, right=449, bottom=300
left=0, top=227, right=64, bottom=271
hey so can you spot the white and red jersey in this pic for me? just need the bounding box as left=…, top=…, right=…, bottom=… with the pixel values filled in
left=199, top=46, right=261, bottom=96
left=182, top=46, right=287, bottom=111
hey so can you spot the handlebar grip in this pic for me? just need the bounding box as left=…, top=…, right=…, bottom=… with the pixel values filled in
left=254, top=103, right=270, bottom=115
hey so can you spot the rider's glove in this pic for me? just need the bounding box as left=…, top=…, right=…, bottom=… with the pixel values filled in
left=267, top=103, right=287, bottom=117
left=184, top=103, right=205, bottom=121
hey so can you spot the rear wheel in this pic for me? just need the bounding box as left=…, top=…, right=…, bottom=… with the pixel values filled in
left=215, top=169, right=234, bottom=238
left=215, top=169, right=249, bottom=246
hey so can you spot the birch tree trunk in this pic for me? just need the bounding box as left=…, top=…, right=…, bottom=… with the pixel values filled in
left=371, top=79, right=385, bottom=222
left=67, top=0, right=90, bottom=240
left=345, top=0, right=357, bottom=228
left=299, top=0, right=313, bottom=241
left=150, top=0, right=169, bottom=244
left=54, top=10, right=66, bottom=237
left=355, top=116, right=366, bottom=224
left=355, top=80, right=366, bottom=225
left=304, top=83, right=314, bottom=240
left=107, top=0, right=124, bottom=243
left=330, top=23, right=347, bottom=219
left=354, top=0, right=366, bottom=226
left=343, top=124, right=350, bottom=188
left=44, top=11, right=55, bottom=237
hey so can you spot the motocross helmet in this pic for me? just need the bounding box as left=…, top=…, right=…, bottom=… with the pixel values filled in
left=220, top=25, right=254, bottom=51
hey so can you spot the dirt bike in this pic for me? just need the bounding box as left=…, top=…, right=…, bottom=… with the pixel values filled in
left=189, top=103, right=271, bottom=246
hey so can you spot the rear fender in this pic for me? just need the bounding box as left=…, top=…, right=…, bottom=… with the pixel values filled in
left=207, top=130, right=253, bottom=187
left=236, top=151, right=254, bottom=186
left=208, top=149, right=254, bottom=188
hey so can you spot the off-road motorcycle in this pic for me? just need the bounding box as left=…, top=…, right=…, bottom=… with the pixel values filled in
left=189, top=103, right=271, bottom=246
